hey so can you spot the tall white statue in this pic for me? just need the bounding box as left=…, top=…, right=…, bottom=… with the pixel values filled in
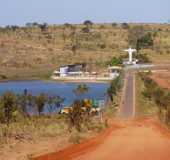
left=124, top=47, right=137, bottom=64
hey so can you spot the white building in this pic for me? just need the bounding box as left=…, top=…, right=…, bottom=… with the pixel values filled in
left=53, top=63, right=87, bottom=77
left=108, top=66, right=122, bottom=78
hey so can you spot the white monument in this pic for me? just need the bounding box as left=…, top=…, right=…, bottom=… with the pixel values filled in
left=124, top=47, right=137, bottom=65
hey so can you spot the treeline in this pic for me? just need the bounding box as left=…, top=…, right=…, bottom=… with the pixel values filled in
left=0, top=83, right=109, bottom=132
left=0, top=90, right=64, bottom=125
left=68, top=75, right=123, bottom=131
left=140, top=73, right=170, bottom=124
left=107, top=53, right=150, bottom=66
left=107, top=74, right=123, bottom=102
left=0, top=21, right=161, bottom=60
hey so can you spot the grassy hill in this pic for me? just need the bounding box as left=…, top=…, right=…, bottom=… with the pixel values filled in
left=0, top=23, right=170, bottom=80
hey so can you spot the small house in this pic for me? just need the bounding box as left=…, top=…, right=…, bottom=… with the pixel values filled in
left=108, top=66, right=122, bottom=78
left=54, top=63, right=87, bottom=77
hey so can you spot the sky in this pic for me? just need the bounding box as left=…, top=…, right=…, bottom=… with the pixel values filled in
left=0, top=0, right=169, bottom=26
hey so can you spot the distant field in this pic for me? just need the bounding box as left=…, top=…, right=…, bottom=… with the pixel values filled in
left=0, top=23, right=170, bottom=80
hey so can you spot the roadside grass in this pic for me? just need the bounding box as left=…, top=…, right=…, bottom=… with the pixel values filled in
left=0, top=115, right=68, bottom=145
left=104, top=95, right=120, bottom=118
left=135, top=74, right=158, bottom=117
left=0, top=112, right=110, bottom=149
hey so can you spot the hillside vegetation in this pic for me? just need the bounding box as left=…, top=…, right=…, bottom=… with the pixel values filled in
left=0, top=22, right=170, bottom=80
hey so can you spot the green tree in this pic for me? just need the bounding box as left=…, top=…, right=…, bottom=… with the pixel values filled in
left=107, top=75, right=122, bottom=102
left=81, top=27, right=90, bottom=33
left=136, top=33, right=153, bottom=51
left=71, top=44, right=78, bottom=55
left=83, top=20, right=93, bottom=27
left=128, top=25, right=153, bottom=51
left=73, top=84, right=89, bottom=97
left=121, top=23, right=129, bottom=29
left=68, top=100, right=83, bottom=131
left=39, top=23, right=48, bottom=32
left=0, top=92, right=18, bottom=124
left=135, top=53, right=150, bottom=63
left=128, top=25, right=145, bottom=47
left=47, top=96, right=64, bottom=113
left=108, top=57, right=122, bottom=66
left=17, top=89, right=30, bottom=117
left=35, top=93, right=47, bottom=115
left=112, top=23, right=117, bottom=27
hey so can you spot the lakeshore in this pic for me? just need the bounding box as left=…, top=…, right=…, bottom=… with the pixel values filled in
left=0, top=80, right=109, bottom=109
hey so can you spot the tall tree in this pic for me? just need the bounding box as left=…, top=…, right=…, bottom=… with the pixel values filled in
left=35, top=93, right=47, bottom=115
left=0, top=92, right=18, bottom=124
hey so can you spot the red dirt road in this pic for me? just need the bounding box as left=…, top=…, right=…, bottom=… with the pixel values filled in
left=33, top=118, right=170, bottom=160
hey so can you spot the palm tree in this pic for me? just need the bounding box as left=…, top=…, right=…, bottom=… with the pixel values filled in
left=73, top=84, right=89, bottom=97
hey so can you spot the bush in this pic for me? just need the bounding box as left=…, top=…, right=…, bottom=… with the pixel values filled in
left=135, top=54, right=151, bottom=63
left=107, top=75, right=122, bottom=102
left=121, top=23, right=129, bottom=29
left=111, top=23, right=117, bottom=27
left=136, top=33, right=153, bottom=50
left=140, top=74, right=170, bottom=123
left=108, top=57, right=123, bottom=66
left=0, top=75, right=7, bottom=79
left=0, top=92, right=18, bottom=124
left=81, top=27, right=90, bottom=33
left=35, top=93, right=48, bottom=115
left=68, top=100, right=84, bottom=131
left=98, top=43, right=106, bottom=49
left=83, top=20, right=93, bottom=26
left=69, top=129, right=83, bottom=144
left=128, top=25, right=154, bottom=51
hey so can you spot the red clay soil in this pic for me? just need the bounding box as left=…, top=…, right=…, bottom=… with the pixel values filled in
left=33, top=118, right=170, bottom=160
left=151, top=72, right=170, bottom=89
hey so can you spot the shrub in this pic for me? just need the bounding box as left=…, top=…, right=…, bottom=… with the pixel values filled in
left=0, top=92, right=18, bottom=124
left=83, top=20, right=93, bottom=26
left=107, top=75, right=122, bottom=102
left=108, top=57, right=123, bottom=66
left=128, top=25, right=154, bottom=51
left=111, top=23, right=117, bottom=27
left=73, top=84, right=89, bottom=96
left=140, top=74, right=170, bottom=123
left=35, top=93, right=47, bottom=115
left=136, top=33, right=153, bottom=50
left=69, top=129, right=83, bottom=144
left=68, top=100, right=84, bottom=131
left=81, top=27, right=90, bottom=33
left=121, top=23, right=129, bottom=29
left=135, top=54, right=151, bottom=63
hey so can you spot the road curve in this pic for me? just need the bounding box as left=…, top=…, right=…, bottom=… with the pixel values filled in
left=33, top=119, right=170, bottom=160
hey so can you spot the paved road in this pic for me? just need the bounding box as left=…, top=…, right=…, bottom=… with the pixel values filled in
left=120, top=72, right=135, bottom=119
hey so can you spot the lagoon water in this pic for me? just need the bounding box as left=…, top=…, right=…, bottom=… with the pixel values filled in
left=0, top=81, right=109, bottom=107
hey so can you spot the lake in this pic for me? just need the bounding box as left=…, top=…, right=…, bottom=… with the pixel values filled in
left=0, top=81, right=109, bottom=111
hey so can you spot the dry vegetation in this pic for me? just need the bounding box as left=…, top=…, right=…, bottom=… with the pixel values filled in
left=0, top=23, right=170, bottom=80
left=151, top=71, right=170, bottom=89
left=0, top=115, right=107, bottom=160
left=136, top=71, right=170, bottom=126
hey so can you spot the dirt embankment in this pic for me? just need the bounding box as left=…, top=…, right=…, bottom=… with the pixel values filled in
left=33, top=118, right=170, bottom=160
left=151, top=71, right=170, bottom=89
